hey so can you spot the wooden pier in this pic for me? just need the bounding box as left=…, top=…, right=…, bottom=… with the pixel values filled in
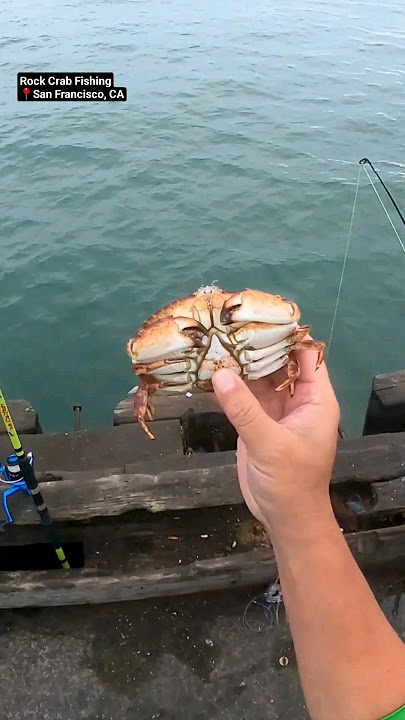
left=0, top=381, right=404, bottom=609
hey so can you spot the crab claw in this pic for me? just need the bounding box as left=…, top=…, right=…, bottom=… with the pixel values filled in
left=127, top=316, right=209, bottom=365
left=220, top=289, right=300, bottom=326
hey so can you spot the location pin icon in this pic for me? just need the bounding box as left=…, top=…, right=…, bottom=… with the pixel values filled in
left=23, top=87, right=30, bottom=100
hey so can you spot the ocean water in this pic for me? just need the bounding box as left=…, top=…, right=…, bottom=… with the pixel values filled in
left=0, top=0, right=404, bottom=434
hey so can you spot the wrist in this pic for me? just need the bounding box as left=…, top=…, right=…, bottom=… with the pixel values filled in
left=263, top=492, right=338, bottom=545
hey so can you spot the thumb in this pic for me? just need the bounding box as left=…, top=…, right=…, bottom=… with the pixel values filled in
left=212, top=369, right=279, bottom=455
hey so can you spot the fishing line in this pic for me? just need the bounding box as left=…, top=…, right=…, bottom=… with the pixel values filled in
left=242, top=577, right=283, bottom=632
left=327, top=165, right=361, bottom=353
left=359, top=160, right=405, bottom=254
left=359, top=158, right=405, bottom=228
left=328, top=158, right=405, bottom=354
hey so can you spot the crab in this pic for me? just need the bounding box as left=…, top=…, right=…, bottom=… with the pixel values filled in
left=126, top=285, right=324, bottom=438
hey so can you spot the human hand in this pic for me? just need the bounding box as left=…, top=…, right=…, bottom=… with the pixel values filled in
left=211, top=348, right=340, bottom=532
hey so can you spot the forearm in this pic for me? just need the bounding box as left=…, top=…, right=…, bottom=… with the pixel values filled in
left=268, top=496, right=405, bottom=720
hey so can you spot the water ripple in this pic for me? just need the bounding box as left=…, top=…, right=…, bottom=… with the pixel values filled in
left=0, top=0, right=403, bottom=433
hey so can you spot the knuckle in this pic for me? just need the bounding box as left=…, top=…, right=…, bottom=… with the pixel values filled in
left=229, top=399, right=257, bottom=428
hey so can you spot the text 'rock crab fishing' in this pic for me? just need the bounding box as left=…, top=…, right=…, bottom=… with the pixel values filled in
left=126, top=286, right=325, bottom=439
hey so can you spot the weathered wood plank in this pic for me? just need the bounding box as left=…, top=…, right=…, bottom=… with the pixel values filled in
left=32, top=451, right=237, bottom=482
left=1, top=410, right=404, bottom=483
left=8, top=429, right=405, bottom=485
left=2, top=440, right=405, bottom=526
left=0, top=548, right=276, bottom=608
left=115, top=386, right=405, bottom=470
left=363, top=370, right=405, bottom=435
left=0, top=505, right=251, bottom=547
left=124, top=450, right=236, bottom=475
left=373, top=370, right=405, bottom=392
left=0, top=525, right=404, bottom=608
left=369, top=477, right=405, bottom=515
left=347, top=524, right=405, bottom=562
left=3, top=464, right=243, bottom=524
left=0, top=420, right=184, bottom=473
left=114, top=388, right=221, bottom=425
left=333, top=433, right=405, bottom=483
left=139, top=435, right=405, bottom=484
left=0, top=400, right=41, bottom=435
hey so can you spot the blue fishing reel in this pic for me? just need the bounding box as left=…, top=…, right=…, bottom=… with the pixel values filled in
left=0, top=452, right=34, bottom=526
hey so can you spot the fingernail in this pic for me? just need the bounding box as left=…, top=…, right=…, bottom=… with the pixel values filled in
left=212, top=369, right=237, bottom=393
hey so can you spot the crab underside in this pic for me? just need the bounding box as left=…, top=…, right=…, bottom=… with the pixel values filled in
left=127, top=285, right=324, bottom=438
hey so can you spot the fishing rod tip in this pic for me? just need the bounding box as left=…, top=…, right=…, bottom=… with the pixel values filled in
left=359, top=158, right=369, bottom=165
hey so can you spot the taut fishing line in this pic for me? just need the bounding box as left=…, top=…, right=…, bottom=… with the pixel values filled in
left=327, top=165, right=361, bottom=354
left=328, top=158, right=405, bottom=354
left=360, top=162, right=405, bottom=254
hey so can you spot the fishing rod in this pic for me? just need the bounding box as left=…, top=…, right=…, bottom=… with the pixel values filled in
left=328, top=158, right=405, bottom=353
left=359, top=158, right=405, bottom=228
left=359, top=159, right=405, bottom=621
left=0, top=386, right=70, bottom=569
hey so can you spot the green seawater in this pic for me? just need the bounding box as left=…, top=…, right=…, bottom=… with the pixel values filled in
left=0, top=0, right=404, bottom=434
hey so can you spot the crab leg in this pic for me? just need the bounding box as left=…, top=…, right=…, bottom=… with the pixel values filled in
left=293, top=339, right=325, bottom=369
left=293, top=325, right=310, bottom=343
left=155, top=371, right=196, bottom=384
left=244, top=347, right=290, bottom=375
left=244, top=354, right=289, bottom=381
left=275, top=355, right=300, bottom=395
left=133, top=358, right=187, bottom=374
left=155, top=383, right=195, bottom=394
left=134, top=359, right=198, bottom=379
left=228, top=322, right=298, bottom=351
left=132, top=359, right=200, bottom=437
left=275, top=340, right=325, bottom=395
left=133, top=376, right=160, bottom=439
left=239, top=337, right=293, bottom=365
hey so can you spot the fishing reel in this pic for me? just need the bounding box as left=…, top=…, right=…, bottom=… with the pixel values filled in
left=0, top=452, right=34, bottom=527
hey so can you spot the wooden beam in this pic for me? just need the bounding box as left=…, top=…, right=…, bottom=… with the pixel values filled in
left=116, top=391, right=405, bottom=482
left=333, top=433, right=405, bottom=483
left=0, top=420, right=184, bottom=474
left=3, top=463, right=243, bottom=524
left=0, top=400, right=41, bottom=435
left=2, top=405, right=404, bottom=483
left=114, top=388, right=221, bottom=426
left=132, top=435, right=405, bottom=485
left=0, top=525, right=403, bottom=609
left=3, top=440, right=405, bottom=526
left=0, top=505, right=251, bottom=547
left=368, top=477, right=405, bottom=515
left=114, top=386, right=405, bottom=474
left=0, top=548, right=276, bottom=608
